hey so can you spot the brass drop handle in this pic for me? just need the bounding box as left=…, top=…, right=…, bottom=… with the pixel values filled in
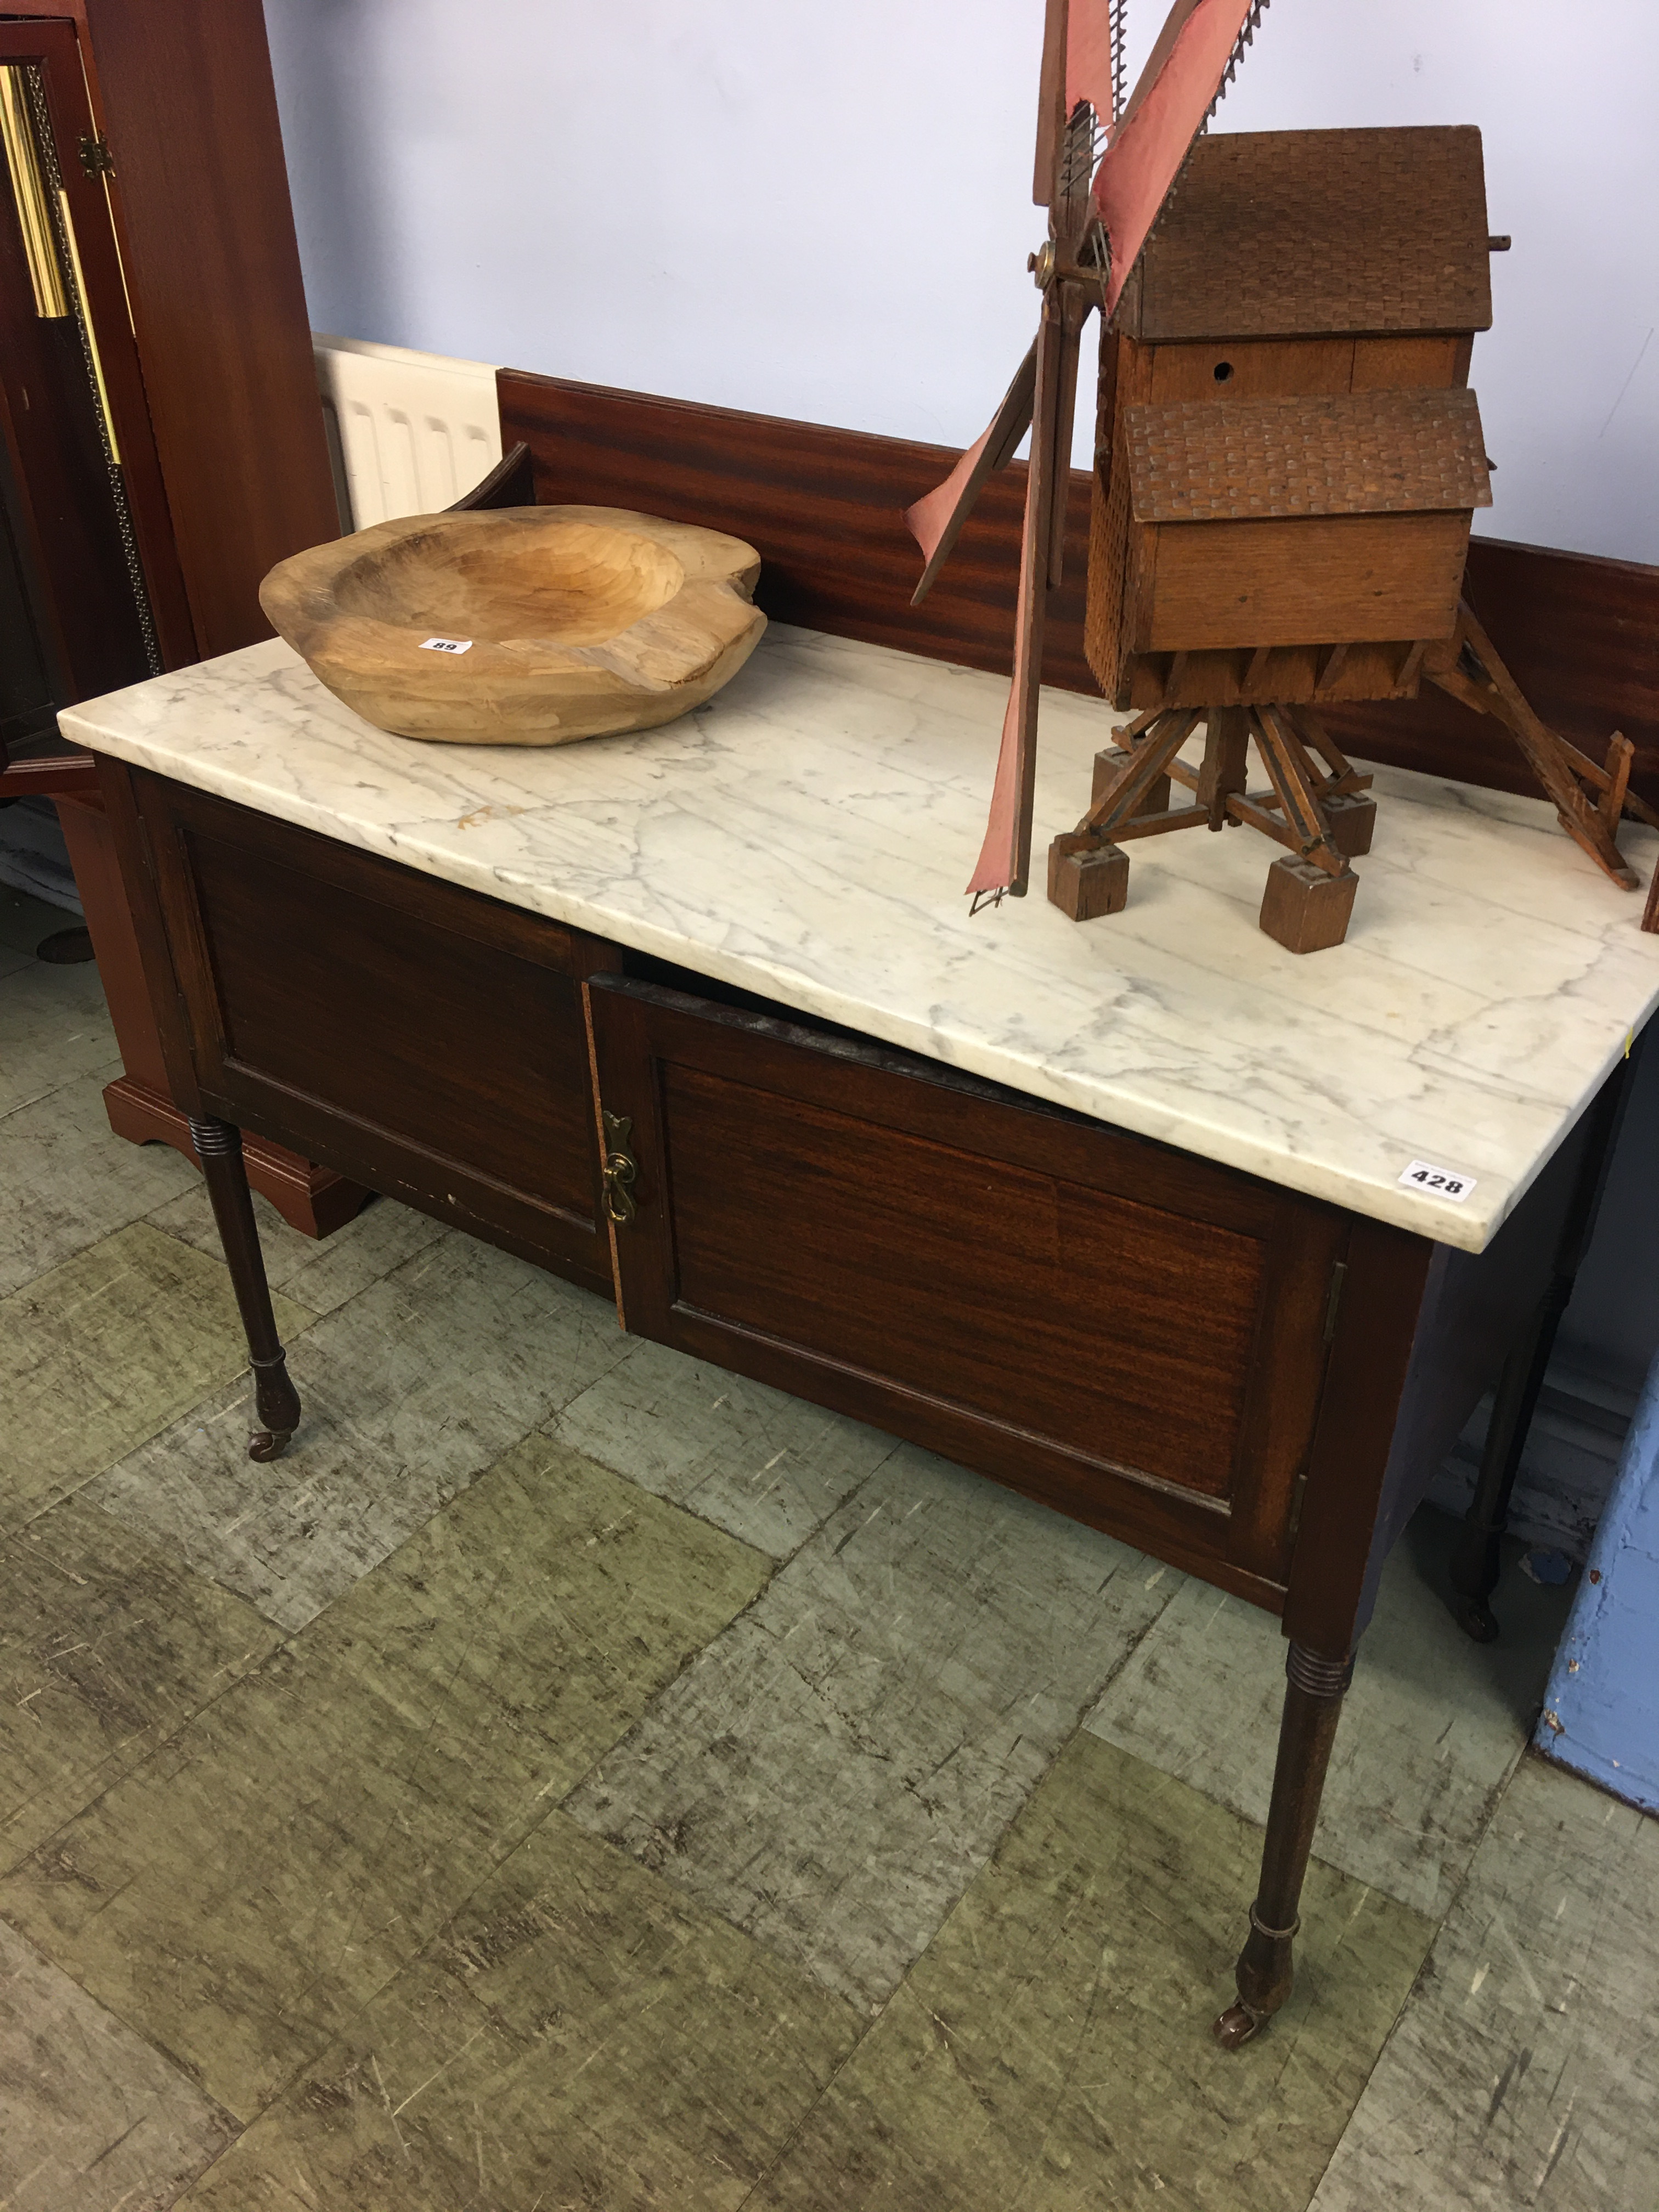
left=601, top=1108, right=638, bottom=1224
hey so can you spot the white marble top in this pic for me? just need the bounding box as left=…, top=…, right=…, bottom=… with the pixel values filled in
left=63, top=626, right=1659, bottom=1254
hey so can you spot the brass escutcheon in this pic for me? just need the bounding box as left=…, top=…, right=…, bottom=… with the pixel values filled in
left=601, top=1108, right=638, bottom=1224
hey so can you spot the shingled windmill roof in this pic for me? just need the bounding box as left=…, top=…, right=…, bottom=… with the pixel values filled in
left=1122, top=126, right=1493, bottom=345
left=1124, top=388, right=1494, bottom=523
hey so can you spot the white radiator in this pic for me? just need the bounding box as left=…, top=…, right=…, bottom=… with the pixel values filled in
left=313, top=334, right=503, bottom=531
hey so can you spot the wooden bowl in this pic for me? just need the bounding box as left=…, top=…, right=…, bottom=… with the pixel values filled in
left=258, top=505, right=767, bottom=745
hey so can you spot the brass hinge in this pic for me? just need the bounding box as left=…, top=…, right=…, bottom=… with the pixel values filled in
left=600, top=1108, right=638, bottom=1224
left=78, top=134, right=114, bottom=179
left=1322, top=1259, right=1348, bottom=1346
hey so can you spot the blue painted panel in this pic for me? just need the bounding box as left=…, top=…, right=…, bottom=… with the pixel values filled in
left=1536, top=1350, right=1659, bottom=1812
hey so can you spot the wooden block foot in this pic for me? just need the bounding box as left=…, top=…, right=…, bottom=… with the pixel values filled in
left=1048, top=837, right=1130, bottom=922
left=1322, top=792, right=1376, bottom=857
left=1092, top=747, right=1171, bottom=819
left=1259, top=855, right=1357, bottom=953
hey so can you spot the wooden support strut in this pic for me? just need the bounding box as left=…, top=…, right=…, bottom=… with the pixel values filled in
left=1427, top=602, right=1641, bottom=890
left=1250, top=708, right=1346, bottom=878
left=1077, top=709, right=1201, bottom=839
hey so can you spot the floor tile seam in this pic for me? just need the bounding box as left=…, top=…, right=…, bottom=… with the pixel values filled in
left=746, top=1438, right=901, bottom=1572
left=568, top=1609, right=1194, bottom=2030
left=0, top=1606, right=303, bottom=1886
left=548, top=1444, right=917, bottom=1822
left=551, top=1558, right=790, bottom=1820
left=137, top=1215, right=326, bottom=1340
left=723, top=1695, right=1180, bottom=2209
left=0, top=1900, right=252, bottom=2145
left=52, top=1402, right=767, bottom=1827
left=0, top=1425, right=795, bottom=2027
left=9, top=1344, right=315, bottom=1548
left=727, top=1983, right=894, bottom=2212
left=1299, top=1888, right=1452, bottom=2208
left=533, top=1408, right=906, bottom=1576
left=1288, top=1757, right=1496, bottom=2205
left=0, top=1073, right=94, bottom=1127
left=1386, top=1726, right=1539, bottom=1942
left=178, top=1802, right=843, bottom=2147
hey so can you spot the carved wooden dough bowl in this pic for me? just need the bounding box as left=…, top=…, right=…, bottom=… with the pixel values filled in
left=259, top=505, right=766, bottom=744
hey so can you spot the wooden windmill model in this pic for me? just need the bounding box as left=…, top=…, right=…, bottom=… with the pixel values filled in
left=907, top=0, right=1656, bottom=952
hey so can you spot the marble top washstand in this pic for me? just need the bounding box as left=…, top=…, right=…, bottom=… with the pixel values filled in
left=63, top=624, right=1659, bottom=1255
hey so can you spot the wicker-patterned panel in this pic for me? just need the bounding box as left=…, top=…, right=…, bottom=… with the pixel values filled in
left=1135, top=127, right=1491, bottom=342
left=1125, top=388, right=1492, bottom=524
left=1085, top=334, right=1153, bottom=703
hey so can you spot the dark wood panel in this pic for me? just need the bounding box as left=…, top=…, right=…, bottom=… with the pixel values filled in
left=188, top=830, right=599, bottom=1222
left=500, top=373, right=1659, bottom=810
left=30, top=0, right=340, bottom=657
left=496, top=368, right=1098, bottom=693
left=124, top=773, right=617, bottom=1289
left=0, top=437, right=58, bottom=745
left=590, top=974, right=1347, bottom=1600
left=663, top=1061, right=1261, bottom=1499
left=0, top=18, right=192, bottom=680
left=1323, top=535, right=1659, bottom=809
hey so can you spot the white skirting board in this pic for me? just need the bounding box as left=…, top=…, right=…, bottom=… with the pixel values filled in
left=1428, top=1352, right=1638, bottom=1562
left=313, top=335, right=503, bottom=532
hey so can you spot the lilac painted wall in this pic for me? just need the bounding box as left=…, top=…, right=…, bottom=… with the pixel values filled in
left=258, top=0, right=1659, bottom=567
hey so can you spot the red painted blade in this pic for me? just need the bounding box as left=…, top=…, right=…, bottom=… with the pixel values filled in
left=1093, top=0, right=1254, bottom=312
left=966, top=301, right=1064, bottom=900
left=904, top=342, right=1036, bottom=606
left=966, top=652, right=1035, bottom=899
left=1064, top=0, right=1120, bottom=128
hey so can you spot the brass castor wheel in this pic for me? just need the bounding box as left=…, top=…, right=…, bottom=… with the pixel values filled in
left=1259, top=854, right=1357, bottom=953
left=1048, top=834, right=1130, bottom=922
left=1212, top=2000, right=1268, bottom=2051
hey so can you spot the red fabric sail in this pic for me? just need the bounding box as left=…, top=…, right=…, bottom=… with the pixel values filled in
left=965, top=670, right=1030, bottom=898
left=1064, top=0, right=1120, bottom=128
left=1093, top=0, right=1253, bottom=312
left=904, top=419, right=998, bottom=571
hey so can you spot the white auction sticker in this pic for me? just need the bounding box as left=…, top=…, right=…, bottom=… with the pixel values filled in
left=1398, top=1160, right=1477, bottom=1203
left=419, top=636, right=473, bottom=654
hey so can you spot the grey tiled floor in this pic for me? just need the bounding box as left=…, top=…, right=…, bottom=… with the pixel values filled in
left=2, top=918, right=1654, bottom=2210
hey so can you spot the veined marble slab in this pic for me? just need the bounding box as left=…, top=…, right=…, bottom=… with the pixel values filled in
left=61, top=626, right=1659, bottom=1253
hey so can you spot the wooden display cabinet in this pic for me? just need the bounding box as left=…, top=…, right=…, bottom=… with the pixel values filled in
left=0, top=0, right=356, bottom=1232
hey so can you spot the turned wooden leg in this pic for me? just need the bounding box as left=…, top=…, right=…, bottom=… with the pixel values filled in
left=1214, top=1643, right=1352, bottom=2051
left=188, top=1115, right=302, bottom=1462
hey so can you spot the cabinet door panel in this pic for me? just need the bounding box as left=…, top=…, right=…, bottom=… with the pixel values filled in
left=589, top=977, right=1346, bottom=1607
left=664, top=1063, right=1260, bottom=1498
left=136, top=772, right=616, bottom=1289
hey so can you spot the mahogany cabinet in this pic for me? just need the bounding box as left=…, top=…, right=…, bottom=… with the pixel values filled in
left=110, top=761, right=1588, bottom=1639
left=106, top=751, right=1611, bottom=2040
